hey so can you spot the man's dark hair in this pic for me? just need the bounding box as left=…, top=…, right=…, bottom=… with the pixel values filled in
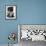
left=8, top=7, right=13, bottom=12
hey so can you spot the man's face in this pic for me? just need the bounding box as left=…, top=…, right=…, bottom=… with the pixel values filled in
left=8, top=7, right=13, bottom=12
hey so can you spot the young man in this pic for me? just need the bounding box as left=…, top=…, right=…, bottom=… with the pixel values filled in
left=7, top=7, right=14, bottom=17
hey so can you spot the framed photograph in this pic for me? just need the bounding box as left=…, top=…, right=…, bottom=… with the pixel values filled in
left=18, top=24, right=46, bottom=42
left=6, top=5, right=16, bottom=20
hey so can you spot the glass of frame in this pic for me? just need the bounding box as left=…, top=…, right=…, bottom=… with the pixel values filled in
left=5, top=5, right=16, bottom=20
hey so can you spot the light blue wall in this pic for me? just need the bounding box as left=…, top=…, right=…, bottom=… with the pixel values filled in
left=19, top=0, right=46, bottom=24
left=0, top=0, right=46, bottom=44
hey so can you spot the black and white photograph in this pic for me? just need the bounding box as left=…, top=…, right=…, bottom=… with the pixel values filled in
left=6, top=5, right=16, bottom=20
left=18, top=25, right=46, bottom=46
